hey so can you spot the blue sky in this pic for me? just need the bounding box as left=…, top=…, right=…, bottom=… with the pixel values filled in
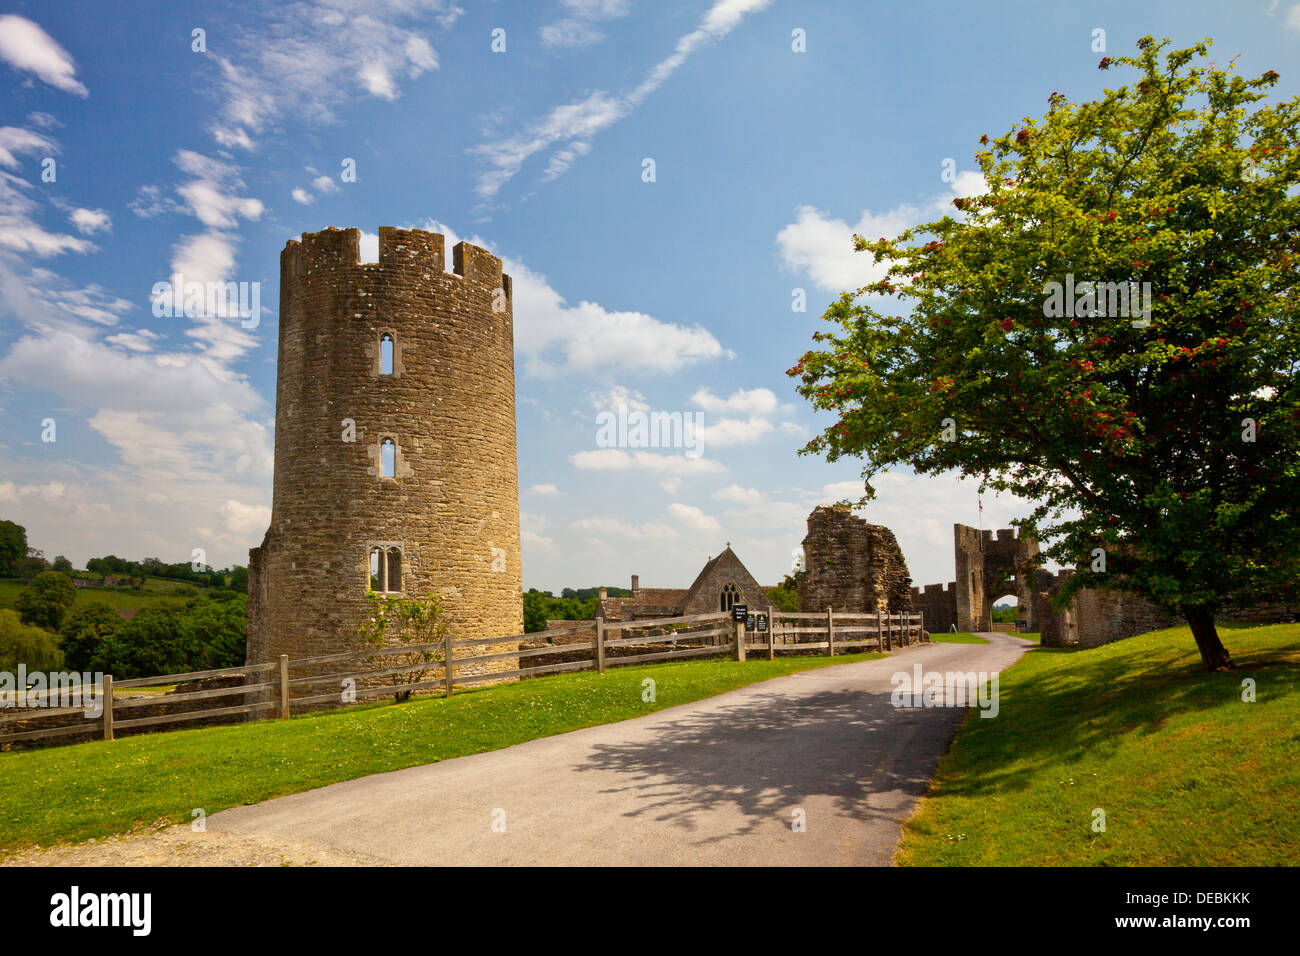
left=1, top=0, right=1297, bottom=593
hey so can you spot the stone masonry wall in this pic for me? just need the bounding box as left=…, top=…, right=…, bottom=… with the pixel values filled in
left=910, top=581, right=957, bottom=634
left=246, top=227, right=523, bottom=682
left=798, top=505, right=913, bottom=614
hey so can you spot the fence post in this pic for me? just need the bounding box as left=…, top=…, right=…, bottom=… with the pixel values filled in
left=102, top=674, right=114, bottom=741
left=735, top=617, right=746, bottom=662
left=279, top=654, right=290, bottom=720
left=886, top=613, right=894, bottom=651
left=444, top=628, right=454, bottom=697
left=596, top=618, right=606, bottom=675
left=826, top=607, right=834, bottom=657
left=920, top=611, right=926, bottom=642
left=767, top=605, right=775, bottom=661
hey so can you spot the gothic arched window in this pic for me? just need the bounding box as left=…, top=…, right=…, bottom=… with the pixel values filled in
left=720, top=583, right=740, bottom=612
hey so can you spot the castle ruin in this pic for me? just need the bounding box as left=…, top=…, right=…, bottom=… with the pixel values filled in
left=912, top=524, right=1040, bottom=633
left=798, top=505, right=914, bottom=615
left=245, top=226, right=523, bottom=671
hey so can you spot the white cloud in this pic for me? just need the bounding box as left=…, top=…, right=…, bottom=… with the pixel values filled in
left=776, top=203, right=913, bottom=293
left=292, top=187, right=313, bottom=205
left=105, top=329, right=160, bottom=352
left=476, top=0, right=771, bottom=198
left=777, top=172, right=987, bottom=293
left=0, top=15, right=88, bottom=96
left=541, top=19, right=608, bottom=49
left=68, top=207, right=111, bottom=235
left=691, top=386, right=780, bottom=416
left=0, top=125, right=56, bottom=169
left=570, top=448, right=726, bottom=475
left=311, top=174, right=339, bottom=194
left=713, top=484, right=763, bottom=505
left=696, top=416, right=774, bottom=446
left=529, top=483, right=561, bottom=496
left=589, top=384, right=649, bottom=413
left=203, top=1, right=457, bottom=149
left=572, top=515, right=678, bottom=540
left=0, top=331, right=271, bottom=481
left=420, top=219, right=727, bottom=376
left=0, top=171, right=94, bottom=257
left=1287, top=4, right=1300, bottom=32
left=667, top=502, right=722, bottom=536
left=689, top=386, right=799, bottom=447
left=219, top=499, right=272, bottom=538
left=173, top=150, right=265, bottom=229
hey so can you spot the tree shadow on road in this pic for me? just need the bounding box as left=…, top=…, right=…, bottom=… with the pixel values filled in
left=572, top=682, right=967, bottom=847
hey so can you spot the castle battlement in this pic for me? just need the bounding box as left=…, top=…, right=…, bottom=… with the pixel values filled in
left=281, top=226, right=509, bottom=296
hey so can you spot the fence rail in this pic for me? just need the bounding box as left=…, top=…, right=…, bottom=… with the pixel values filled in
left=0, top=608, right=925, bottom=750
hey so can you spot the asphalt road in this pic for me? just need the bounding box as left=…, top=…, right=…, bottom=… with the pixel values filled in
left=210, top=632, right=1034, bottom=866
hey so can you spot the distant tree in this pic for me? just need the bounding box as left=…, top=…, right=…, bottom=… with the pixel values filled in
left=52, top=555, right=73, bottom=572
left=58, top=602, right=123, bottom=671
left=0, top=520, right=27, bottom=575
left=228, top=565, right=249, bottom=593
left=523, top=591, right=550, bottom=632
left=13, top=548, right=50, bottom=579
left=15, top=571, right=77, bottom=631
left=88, top=595, right=246, bottom=678
left=765, top=575, right=801, bottom=613
left=0, top=609, right=64, bottom=672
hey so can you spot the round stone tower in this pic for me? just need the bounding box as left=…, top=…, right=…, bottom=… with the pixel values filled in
left=245, top=226, right=523, bottom=669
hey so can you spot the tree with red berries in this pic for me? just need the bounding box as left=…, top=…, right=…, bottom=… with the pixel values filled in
left=790, top=37, right=1300, bottom=671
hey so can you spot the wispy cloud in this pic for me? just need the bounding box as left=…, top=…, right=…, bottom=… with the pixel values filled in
left=203, top=0, right=460, bottom=150
left=473, top=0, right=772, bottom=200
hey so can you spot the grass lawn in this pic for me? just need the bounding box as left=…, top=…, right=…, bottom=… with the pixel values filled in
left=896, top=622, right=1300, bottom=866
left=0, top=651, right=883, bottom=854
left=0, top=578, right=205, bottom=613
left=930, top=632, right=990, bottom=644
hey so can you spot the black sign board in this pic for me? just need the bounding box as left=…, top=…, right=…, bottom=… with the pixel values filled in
left=1016, top=619, right=1029, bottom=632
left=756, top=613, right=769, bottom=632
left=732, top=603, right=748, bottom=622
left=745, top=613, right=756, bottom=631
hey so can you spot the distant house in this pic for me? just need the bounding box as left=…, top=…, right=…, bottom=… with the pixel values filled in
left=596, top=545, right=771, bottom=622
left=118, top=609, right=138, bottom=621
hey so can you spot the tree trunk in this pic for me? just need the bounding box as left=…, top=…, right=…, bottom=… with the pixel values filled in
left=1181, top=604, right=1233, bottom=671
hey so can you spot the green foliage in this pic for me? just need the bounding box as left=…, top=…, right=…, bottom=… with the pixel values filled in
left=0, top=608, right=65, bottom=672
left=765, top=574, right=801, bottom=613
left=991, top=604, right=1020, bottom=623
left=15, top=571, right=77, bottom=631
left=58, top=602, right=124, bottom=672
left=791, top=37, right=1300, bottom=646
left=0, top=521, right=25, bottom=577
left=89, top=595, right=246, bottom=679
left=51, top=556, right=73, bottom=573
left=523, top=589, right=599, bottom=631
left=357, top=592, right=447, bottom=702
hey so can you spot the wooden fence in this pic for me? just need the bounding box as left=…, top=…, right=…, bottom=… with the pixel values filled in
left=0, top=609, right=924, bottom=750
